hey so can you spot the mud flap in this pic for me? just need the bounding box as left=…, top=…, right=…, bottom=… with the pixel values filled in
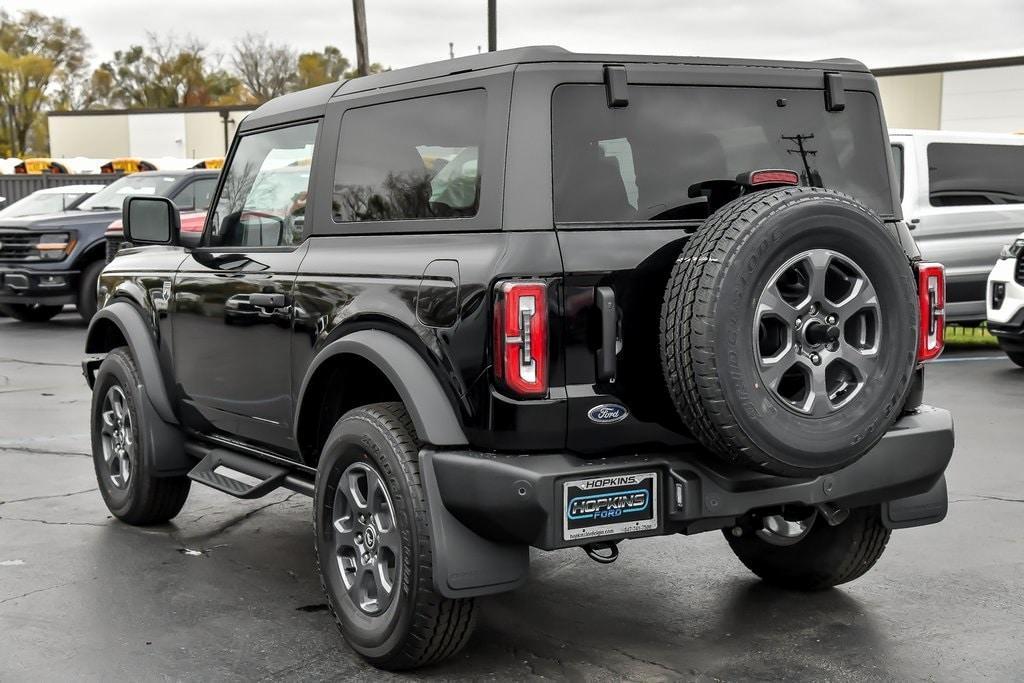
left=882, top=474, right=948, bottom=529
left=137, top=383, right=190, bottom=477
left=419, top=451, right=529, bottom=598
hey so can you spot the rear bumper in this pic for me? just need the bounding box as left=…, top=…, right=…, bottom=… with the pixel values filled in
left=428, top=406, right=953, bottom=551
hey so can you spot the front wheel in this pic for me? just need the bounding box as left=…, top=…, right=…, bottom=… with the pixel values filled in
left=314, top=402, right=477, bottom=670
left=90, top=347, right=191, bottom=525
left=725, top=506, right=891, bottom=590
left=0, top=303, right=63, bottom=322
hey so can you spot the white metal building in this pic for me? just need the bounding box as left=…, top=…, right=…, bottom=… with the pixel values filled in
left=47, top=105, right=257, bottom=160
left=876, top=55, right=1024, bottom=133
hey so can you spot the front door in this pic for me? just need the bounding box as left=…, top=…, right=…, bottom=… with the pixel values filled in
left=171, top=121, right=319, bottom=454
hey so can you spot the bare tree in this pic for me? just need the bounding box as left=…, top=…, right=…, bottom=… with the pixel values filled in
left=231, top=33, right=295, bottom=102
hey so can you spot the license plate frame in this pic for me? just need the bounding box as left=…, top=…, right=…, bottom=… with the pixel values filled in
left=562, top=471, right=659, bottom=542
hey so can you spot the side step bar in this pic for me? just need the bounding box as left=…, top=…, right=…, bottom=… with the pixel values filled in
left=186, top=443, right=314, bottom=499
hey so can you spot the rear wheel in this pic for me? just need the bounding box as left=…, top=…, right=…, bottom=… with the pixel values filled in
left=0, top=303, right=63, bottom=322
left=725, top=506, right=891, bottom=590
left=314, top=402, right=476, bottom=670
left=1006, top=351, right=1024, bottom=368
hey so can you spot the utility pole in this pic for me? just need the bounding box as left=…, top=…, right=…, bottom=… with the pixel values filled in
left=487, top=0, right=497, bottom=52
left=353, top=0, right=369, bottom=77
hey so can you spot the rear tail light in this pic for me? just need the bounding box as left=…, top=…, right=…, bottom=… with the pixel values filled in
left=917, top=263, right=945, bottom=362
left=493, top=280, right=548, bottom=397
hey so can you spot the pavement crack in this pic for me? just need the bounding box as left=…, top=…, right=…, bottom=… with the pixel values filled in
left=0, top=515, right=107, bottom=527
left=0, top=357, right=79, bottom=368
left=0, top=582, right=73, bottom=606
left=174, top=493, right=300, bottom=544
left=0, top=446, right=90, bottom=458
left=0, top=487, right=97, bottom=507
left=951, top=494, right=1024, bottom=505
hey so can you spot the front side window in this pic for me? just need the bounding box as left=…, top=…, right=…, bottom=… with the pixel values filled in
left=333, top=89, right=486, bottom=222
left=552, top=85, right=894, bottom=222
left=206, top=122, right=317, bottom=248
left=927, top=143, right=1024, bottom=207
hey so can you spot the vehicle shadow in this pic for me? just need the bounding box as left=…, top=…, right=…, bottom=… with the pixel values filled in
left=456, top=558, right=894, bottom=681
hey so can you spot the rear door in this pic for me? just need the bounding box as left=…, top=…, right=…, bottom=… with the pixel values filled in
left=170, top=121, right=319, bottom=454
left=543, top=69, right=897, bottom=454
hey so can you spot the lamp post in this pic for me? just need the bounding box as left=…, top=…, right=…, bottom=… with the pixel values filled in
left=488, top=0, right=497, bottom=52
left=353, top=0, right=369, bottom=77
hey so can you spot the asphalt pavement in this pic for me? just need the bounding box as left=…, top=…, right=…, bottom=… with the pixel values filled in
left=1, top=311, right=1022, bottom=681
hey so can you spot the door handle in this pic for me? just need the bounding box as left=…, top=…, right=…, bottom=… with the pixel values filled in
left=249, top=293, right=289, bottom=309
left=908, top=218, right=920, bottom=231
left=595, top=286, right=619, bottom=382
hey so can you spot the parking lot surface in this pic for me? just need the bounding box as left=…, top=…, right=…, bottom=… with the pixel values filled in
left=1, top=311, right=1023, bottom=681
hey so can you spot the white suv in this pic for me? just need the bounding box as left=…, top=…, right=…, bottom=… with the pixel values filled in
left=987, top=233, right=1024, bottom=367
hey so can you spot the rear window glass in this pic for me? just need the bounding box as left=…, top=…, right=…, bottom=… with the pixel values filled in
left=927, top=143, right=1024, bottom=207
left=552, top=85, right=894, bottom=222
left=333, top=89, right=486, bottom=222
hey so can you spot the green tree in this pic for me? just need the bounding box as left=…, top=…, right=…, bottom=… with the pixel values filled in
left=293, top=45, right=383, bottom=91
left=0, top=9, right=89, bottom=155
left=95, top=34, right=246, bottom=109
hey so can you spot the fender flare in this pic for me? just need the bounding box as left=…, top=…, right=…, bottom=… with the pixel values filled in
left=85, top=300, right=178, bottom=426
left=295, top=329, right=468, bottom=447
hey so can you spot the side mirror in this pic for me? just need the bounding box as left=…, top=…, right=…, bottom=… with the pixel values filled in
left=123, top=196, right=180, bottom=246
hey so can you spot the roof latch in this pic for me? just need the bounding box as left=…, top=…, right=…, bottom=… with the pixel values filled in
left=604, top=65, right=628, bottom=108
left=824, top=72, right=846, bottom=112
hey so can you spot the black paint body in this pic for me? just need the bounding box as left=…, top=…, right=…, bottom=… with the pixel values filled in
left=88, top=49, right=948, bottom=563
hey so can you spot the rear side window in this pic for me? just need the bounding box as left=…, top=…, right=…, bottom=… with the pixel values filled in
left=552, top=85, right=894, bottom=222
left=927, top=143, right=1024, bottom=207
left=890, top=143, right=904, bottom=200
left=333, top=89, right=486, bottom=222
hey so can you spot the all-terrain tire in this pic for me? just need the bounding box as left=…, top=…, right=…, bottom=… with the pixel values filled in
left=90, top=347, right=191, bottom=525
left=0, top=303, right=63, bottom=322
left=314, top=402, right=477, bottom=670
left=725, top=506, right=891, bottom=590
left=76, top=259, right=105, bottom=322
left=660, top=187, right=919, bottom=476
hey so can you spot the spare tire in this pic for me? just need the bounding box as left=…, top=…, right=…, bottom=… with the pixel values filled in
left=660, top=187, right=918, bottom=476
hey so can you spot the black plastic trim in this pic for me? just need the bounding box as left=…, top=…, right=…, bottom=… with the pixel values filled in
left=430, top=406, right=953, bottom=550
left=295, top=329, right=468, bottom=447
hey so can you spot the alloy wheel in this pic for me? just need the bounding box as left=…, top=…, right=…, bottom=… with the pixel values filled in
left=331, top=462, right=402, bottom=615
left=753, top=249, right=882, bottom=417
left=99, top=385, right=134, bottom=489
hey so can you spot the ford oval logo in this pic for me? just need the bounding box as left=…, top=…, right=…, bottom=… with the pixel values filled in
left=588, top=404, right=628, bottom=424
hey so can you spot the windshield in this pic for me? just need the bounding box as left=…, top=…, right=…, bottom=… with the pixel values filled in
left=552, top=84, right=894, bottom=222
left=0, top=191, right=83, bottom=218
left=78, top=174, right=178, bottom=210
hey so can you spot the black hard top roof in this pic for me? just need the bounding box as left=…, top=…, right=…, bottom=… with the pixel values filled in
left=238, top=46, right=867, bottom=132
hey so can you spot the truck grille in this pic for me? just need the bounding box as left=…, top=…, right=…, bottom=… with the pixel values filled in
left=1016, top=253, right=1024, bottom=286
left=0, top=230, right=39, bottom=260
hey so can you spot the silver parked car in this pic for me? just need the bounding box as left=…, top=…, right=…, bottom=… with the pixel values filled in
left=890, top=129, right=1024, bottom=324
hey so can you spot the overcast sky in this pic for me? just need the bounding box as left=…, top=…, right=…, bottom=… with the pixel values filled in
left=4, top=0, right=1023, bottom=71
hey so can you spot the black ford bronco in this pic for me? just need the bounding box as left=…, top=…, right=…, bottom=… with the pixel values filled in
left=83, top=47, right=953, bottom=670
